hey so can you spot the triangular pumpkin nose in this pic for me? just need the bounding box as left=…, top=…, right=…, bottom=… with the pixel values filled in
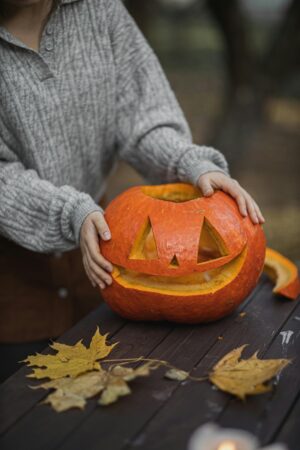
left=198, top=219, right=228, bottom=263
left=169, top=255, right=179, bottom=268
left=129, top=217, right=158, bottom=260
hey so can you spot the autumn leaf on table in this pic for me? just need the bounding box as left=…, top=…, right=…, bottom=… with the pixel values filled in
left=22, top=327, right=117, bottom=380
left=99, top=362, right=159, bottom=406
left=23, top=326, right=292, bottom=413
left=209, top=345, right=290, bottom=400
left=164, top=368, right=189, bottom=381
left=35, top=370, right=108, bottom=412
left=34, top=362, right=158, bottom=412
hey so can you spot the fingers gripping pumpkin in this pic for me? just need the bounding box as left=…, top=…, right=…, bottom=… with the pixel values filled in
left=100, top=184, right=266, bottom=323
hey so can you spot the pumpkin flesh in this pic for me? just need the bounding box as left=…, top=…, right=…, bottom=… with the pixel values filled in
left=264, top=248, right=300, bottom=300
left=113, top=248, right=247, bottom=295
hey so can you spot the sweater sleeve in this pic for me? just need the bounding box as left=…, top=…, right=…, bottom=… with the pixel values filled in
left=107, top=0, right=229, bottom=185
left=0, top=137, right=103, bottom=253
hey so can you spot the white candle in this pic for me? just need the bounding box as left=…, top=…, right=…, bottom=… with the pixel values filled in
left=217, top=442, right=238, bottom=450
left=188, top=423, right=288, bottom=450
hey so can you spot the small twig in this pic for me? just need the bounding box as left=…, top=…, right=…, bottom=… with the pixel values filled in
left=100, top=357, right=208, bottom=382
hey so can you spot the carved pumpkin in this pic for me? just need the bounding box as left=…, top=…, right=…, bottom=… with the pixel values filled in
left=100, top=183, right=266, bottom=323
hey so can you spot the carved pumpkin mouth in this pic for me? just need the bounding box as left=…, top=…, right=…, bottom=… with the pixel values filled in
left=111, top=247, right=247, bottom=296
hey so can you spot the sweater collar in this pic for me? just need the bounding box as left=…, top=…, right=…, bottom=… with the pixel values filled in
left=0, top=0, right=82, bottom=48
left=60, top=0, right=82, bottom=3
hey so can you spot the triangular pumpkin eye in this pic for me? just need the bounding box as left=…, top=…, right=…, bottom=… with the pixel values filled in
left=169, top=255, right=180, bottom=268
left=197, top=219, right=228, bottom=263
left=129, top=218, right=158, bottom=260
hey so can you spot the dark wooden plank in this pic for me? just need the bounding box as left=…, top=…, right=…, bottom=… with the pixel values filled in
left=0, top=304, right=126, bottom=435
left=275, top=391, right=300, bottom=450
left=218, top=301, right=300, bottom=446
left=49, top=281, right=271, bottom=450
left=0, top=319, right=173, bottom=450
left=0, top=277, right=264, bottom=450
left=121, top=283, right=300, bottom=450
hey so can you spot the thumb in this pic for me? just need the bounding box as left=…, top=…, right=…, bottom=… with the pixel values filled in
left=198, top=176, right=214, bottom=197
left=94, top=213, right=111, bottom=241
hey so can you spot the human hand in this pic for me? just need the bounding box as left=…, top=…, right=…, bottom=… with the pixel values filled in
left=197, top=172, right=265, bottom=224
left=80, top=211, right=113, bottom=289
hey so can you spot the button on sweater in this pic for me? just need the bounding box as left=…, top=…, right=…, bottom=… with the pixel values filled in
left=0, top=0, right=229, bottom=253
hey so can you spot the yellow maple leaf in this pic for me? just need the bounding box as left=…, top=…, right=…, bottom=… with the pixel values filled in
left=209, top=345, right=290, bottom=400
left=23, top=327, right=117, bottom=380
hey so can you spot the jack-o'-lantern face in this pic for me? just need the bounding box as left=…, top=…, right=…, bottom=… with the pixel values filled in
left=100, top=184, right=266, bottom=323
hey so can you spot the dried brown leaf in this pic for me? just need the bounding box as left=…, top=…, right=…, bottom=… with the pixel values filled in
left=99, top=362, right=158, bottom=406
left=209, top=345, right=290, bottom=400
left=37, top=370, right=107, bottom=412
left=110, top=362, right=156, bottom=381
left=34, top=361, right=158, bottom=411
left=99, top=377, right=131, bottom=406
left=164, top=368, right=189, bottom=381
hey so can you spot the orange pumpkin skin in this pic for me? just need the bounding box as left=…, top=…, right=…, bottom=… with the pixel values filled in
left=279, top=279, right=300, bottom=300
left=100, top=184, right=266, bottom=323
left=264, top=247, right=300, bottom=300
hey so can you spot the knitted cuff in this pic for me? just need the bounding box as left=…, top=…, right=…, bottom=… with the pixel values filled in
left=177, top=146, right=229, bottom=185
left=71, top=196, right=104, bottom=245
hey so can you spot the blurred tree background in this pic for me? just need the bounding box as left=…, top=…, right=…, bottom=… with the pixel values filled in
left=107, top=0, right=300, bottom=260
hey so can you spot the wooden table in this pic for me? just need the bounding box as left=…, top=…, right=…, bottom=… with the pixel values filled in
left=1, top=275, right=299, bottom=450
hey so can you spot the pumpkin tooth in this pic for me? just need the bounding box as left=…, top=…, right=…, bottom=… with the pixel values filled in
left=203, top=272, right=211, bottom=282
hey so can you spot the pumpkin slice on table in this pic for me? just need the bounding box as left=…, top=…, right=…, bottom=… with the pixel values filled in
left=264, top=248, right=300, bottom=300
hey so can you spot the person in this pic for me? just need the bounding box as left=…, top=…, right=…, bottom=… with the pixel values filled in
left=0, top=0, right=264, bottom=379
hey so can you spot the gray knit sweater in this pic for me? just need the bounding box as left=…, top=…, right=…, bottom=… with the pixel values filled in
left=0, top=0, right=228, bottom=253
